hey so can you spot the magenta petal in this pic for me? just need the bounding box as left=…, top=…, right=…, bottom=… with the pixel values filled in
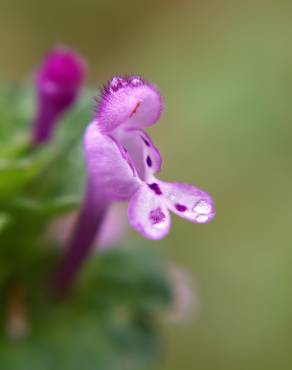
left=84, top=122, right=140, bottom=200
left=96, top=76, right=163, bottom=132
left=128, top=184, right=171, bottom=240
left=158, top=181, right=216, bottom=223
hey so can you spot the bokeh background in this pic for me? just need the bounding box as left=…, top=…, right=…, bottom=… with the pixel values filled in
left=1, top=1, right=292, bottom=369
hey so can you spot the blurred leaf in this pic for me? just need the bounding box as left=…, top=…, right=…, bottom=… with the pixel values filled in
left=0, top=212, right=11, bottom=233
left=80, top=246, right=172, bottom=313
left=24, top=88, right=93, bottom=203
left=9, top=195, right=80, bottom=218
left=0, top=84, right=32, bottom=143
left=0, top=158, right=41, bottom=200
left=0, top=246, right=171, bottom=370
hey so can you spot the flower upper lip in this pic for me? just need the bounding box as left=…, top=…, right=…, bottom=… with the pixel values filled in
left=96, top=75, right=163, bottom=133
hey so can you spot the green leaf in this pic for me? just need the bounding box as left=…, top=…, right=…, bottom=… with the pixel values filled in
left=79, top=246, right=172, bottom=313
left=0, top=212, right=11, bottom=233
left=0, top=84, right=33, bottom=144
left=9, top=195, right=80, bottom=218
left=24, top=88, right=93, bottom=203
left=0, top=246, right=171, bottom=370
left=0, top=158, right=41, bottom=200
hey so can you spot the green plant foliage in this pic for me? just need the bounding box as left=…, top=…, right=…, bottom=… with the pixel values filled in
left=0, top=84, right=172, bottom=370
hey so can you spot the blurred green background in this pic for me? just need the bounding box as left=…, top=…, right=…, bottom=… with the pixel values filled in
left=1, top=0, right=292, bottom=369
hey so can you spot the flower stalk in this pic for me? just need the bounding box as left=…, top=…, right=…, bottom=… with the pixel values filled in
left=50, top=182, right=108, bottom=296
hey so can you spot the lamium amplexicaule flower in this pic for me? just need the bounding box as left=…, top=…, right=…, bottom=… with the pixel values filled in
left=51, top=75, right=215, bottom=294
left=87, top=76, right=215, bottom=236
left=2, top=45, right=215, bottom=346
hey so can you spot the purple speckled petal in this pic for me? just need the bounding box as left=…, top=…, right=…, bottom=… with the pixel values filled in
left=84, top=122, right=141, bottom=200
left=96, top=75, right=163, bottom=133
left=128, top=184, right=171, bottom=240
left=114, top=129, right=162, bottom=181
left=135, top=129, right=162, bottom=176
left=158, top=181, right=216, bottom=223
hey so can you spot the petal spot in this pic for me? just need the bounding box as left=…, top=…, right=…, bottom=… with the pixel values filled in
left=175, top=204, right=187, bottom=212
left=148, top=183, right=162, bottom=195
left=146, top=156, right=152, bottom=167
left=150, top=208, right=166, bottom=225
left=140, top=136, right=151, bottom=147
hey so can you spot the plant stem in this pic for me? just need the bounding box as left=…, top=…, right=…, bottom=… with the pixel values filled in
left=31, top=99, right=59, bottom=146
left=50, top=182, right=108, bottom=297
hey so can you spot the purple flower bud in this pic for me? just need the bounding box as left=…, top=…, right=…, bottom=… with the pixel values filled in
left=31, top=46, right=86, bottom=146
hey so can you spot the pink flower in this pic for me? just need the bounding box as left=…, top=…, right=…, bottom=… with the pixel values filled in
left=84, top=76, right=215, bottom=240
left=51, top=75, right=215, bottom=295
